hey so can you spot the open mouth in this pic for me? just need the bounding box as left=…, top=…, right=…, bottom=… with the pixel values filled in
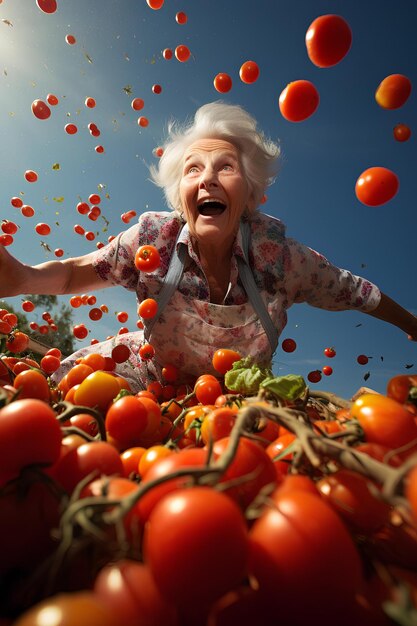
left=197, top=200, right=226, bottom=216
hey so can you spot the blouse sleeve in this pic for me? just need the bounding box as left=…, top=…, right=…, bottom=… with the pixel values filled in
left=91, top=223, right=140, bottom=291
left=285, top=238, right=381, bottom=312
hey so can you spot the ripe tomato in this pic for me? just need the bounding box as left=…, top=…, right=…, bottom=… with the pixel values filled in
left=322, top=365, right=333, bottom=376
left=94, top=559, right=178, bottom=626
left=212, top=436, right=277, bottom=508
left=375, top=74, right=412, bottom=110
left=69, top=413, right=99, bottom=437
left=357, top=354, right=369, bottom=365
left=2, top=220, right=18, bottom=234
left=120, top=446, right=146, bottom=478
left=13, top=368, right=50, bottom=401
left=355, top=166, right=399, bottom=207
left=138, top=298, right=158, bottom=319
left=239, top=60, right=260, bottom=84
left=5, top=331, right=29, bottom=353
left=161, top=363, right=178, bottom=383
left=194, top=374, right=223, bottom=404
left=21, top=299, right=35, bottom=312
left=324, top=346, right=336, bottom=358
left=281, top=338, right=297, bottom=353
left=53, top=441, right=123, bottom=494
left=134, top=245, right=161, bottom=272
left=351, top=393, right=417, bottom=454
left=317, top=469, right=391, bottom=533
left=212, top=348, right=241, bottom=375
left=249, top=490, right=363, bottom=623
left=138, top=445, right=173, bottom=477
left=213, top=73, right=232, bottom=93
left=175, top=44, right=191, bottom=62
left=393, top=123, right=411, bottom=142
left=110, top=343, right=131, bottom=364
left=307, top=369, right=322, bottom=383
left=143, top=487, right=249, bottom=607
left=105, top=395, right=149, bottom=449
left=279, top=80, right=319, bottom=122
left=31, top=98, right=51, bottom=119
left=74, top=371, right=121, bottom=411
left=305, top=14, right=352, bottom=67
left=175, top=11, right=187, bottom=24
left=137, top=447, right=209, bottom=523
left=146, top=0, right=164, bottom=8
left=40, top=354, right=61, bottom=374
left=200, top=407, right=238, bottom=445
left=386, top=373, right=417, bottom=404
left=73, top=323, right=89, bottom=339
left=0, top=478, right=61, bottom=578
left=13, top=592, right=119, bottom=626
left=0, top=399, right=62, bottom=480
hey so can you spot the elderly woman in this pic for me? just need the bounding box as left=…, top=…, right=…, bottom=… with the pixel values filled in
left=0, top=102, right=415, bottom=391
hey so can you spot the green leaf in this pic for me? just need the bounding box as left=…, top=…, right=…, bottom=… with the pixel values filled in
left=260, top=374, right=307, bottom=401
left=224, top=357, right=273, bottom=395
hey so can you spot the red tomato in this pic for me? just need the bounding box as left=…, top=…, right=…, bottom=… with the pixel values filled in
left=375, top=74, right=412, bottom=109
left=35, top=0, right=57, bottom=14
left=65, top=123, right=78, bottom=135
left=393, top=123, right=411, bottom=142
left=85, top=96, right=96, bottom=108
left=0, top=478, right=61, bottom=578
left=31, top=99, right=51, bottom=119
left=5, top=331, right=29, bottom=353
left=22, top=299, right=35, bottom=312
left=73, top=323, right=88, bottom=339
left=317, top=469, right=391, bottom=533
left=386, top=373, right=417, bottom=404
left=53, top=441, right=123, bottom=494
left=139, top=343, right=155, bottom=360
left=13, top=592, right=119, bottom=626
left=249, top=490, right=364, bottom=623
left=355, top=166, right=399, bottom=207
left=194, top=374, right=223, bottom=404
left=281, top=338, right=296, bottom=353
left=307, top=369, right=322, bottom=383
left=357, top=354, right=369, bottom=365
left=138, top=445, right=173, bottom=477
left=40, top=354, right=61, bottom=374
left=94, top=559, right=178, bottom=626
left=175, top=44, right=191, bottom=62
left=1, top=220, right=17, bottom=235
left=138, top=298, right=158, bottom=319
left=266, top=432, right=296, bottom=478
left=143, top=487, right=249, bottom=607
left=305, top=14, right=352, bottom=67
left=146, top=0, right=164, bottom=8
left=351, top=393, right=417, bottom=454
left=120, top=446, right=146, bottom=478
left=212, top=348, right=241, bottom=375
left=105, top=396, right=149, bottom=449
left=69, top=413, right=99, bottom=437
left=161, top=363, right=178, bottom=383
left=152, top=84, right=162, bottom=94
left=65, top=34, right=76, bottom=45
left=213, top=73, right=233, bottom=93
left=322, top=365, right=333, bottom=376
left=116, top=311, right=128, bottom=323
left=13, top=369, right=50, bottom=401
left=0, top=399, right=62, bottom=480
left=137, top=448, right=209, bottom=523
left=131, top=97, right=144, bottom=111
left=35, top=222, right=51, bottom=236
left=134, top=245, right=161, bottom=272
left=111, top=343, right=131, bottom=363
left=200, top=407, right=238, bottom=445
left=162, top=48, right=173, bottom=60
left=24, top=169, right=38, bottom=183
left=279, top=80, right=319, bottom=122
left=324, top=346, right=336, bottom=358
left=175, top=11, right=187, bottom=24
left=89, top=307, right=103, bottom=321
left=212, top=436, right=277, bottom=508
left=138, top=116, right=149, bottom=127
left=239, top=61, right=260, bottom=84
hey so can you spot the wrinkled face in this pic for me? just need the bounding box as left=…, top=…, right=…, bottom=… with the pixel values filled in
left=179, top=138, right=252, bottom=247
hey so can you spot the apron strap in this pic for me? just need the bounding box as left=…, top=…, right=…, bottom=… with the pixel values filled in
left=143, top=227, right=187, bottom=341
left=237, top=221, right=279, bottom=354
left=143, top=220, right=278, bottom=354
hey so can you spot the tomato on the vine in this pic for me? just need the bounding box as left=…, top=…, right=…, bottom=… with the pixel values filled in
left=13, top=369, right=50, bottom=401
left=105, top=395, right=149, bottom=449
left=143, top=487, right=249, bottom=608
left=74, top=371, right=121, bottom=411
left=386, top=373, right=417, bottom=404
left=194, top=374, right=223, bottom=404
left=351, top=393, right=417, bottom=455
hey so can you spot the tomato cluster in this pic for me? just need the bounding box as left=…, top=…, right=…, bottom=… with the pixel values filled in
left=1, top=315, right=417, bottom=626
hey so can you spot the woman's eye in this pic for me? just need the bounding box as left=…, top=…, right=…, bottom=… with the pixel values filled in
left=221, top=164, right=233, bottom=171
left=187, top=165, right=199, bottom=173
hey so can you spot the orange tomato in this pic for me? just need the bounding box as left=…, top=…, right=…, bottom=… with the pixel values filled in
left=279, top=80, right=319, bottom=122
left=375, top=74, right=412, bottom=110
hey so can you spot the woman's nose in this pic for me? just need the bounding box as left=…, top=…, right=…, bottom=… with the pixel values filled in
left=199, top=167, right=218, bottom=188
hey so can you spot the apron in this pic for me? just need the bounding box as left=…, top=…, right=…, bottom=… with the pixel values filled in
left=141, top=220, right=278, bottom=379
left=55, top=221, right=279, bottom=391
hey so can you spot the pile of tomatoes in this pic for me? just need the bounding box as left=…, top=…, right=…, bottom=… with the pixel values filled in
left=1, top=330, right=417, bottom=626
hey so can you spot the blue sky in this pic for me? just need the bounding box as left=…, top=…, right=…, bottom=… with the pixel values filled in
left=1, top=0, right=416, bottom=399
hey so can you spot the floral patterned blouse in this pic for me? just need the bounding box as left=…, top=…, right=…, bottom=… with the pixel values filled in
left=56, top=210, right=381, bottom=391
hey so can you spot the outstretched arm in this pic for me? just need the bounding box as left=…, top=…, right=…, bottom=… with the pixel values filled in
left=365, top=292, right=417, bottom=341
left=0, top=245, right=108, bottom=298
